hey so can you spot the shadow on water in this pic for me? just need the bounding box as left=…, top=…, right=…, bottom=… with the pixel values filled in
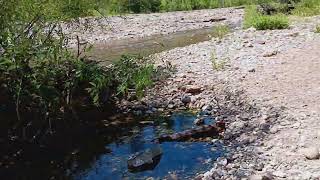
left=71, top=112, right=224, bottom=180
left=86, top=26, right=229, bottom=64
left=1, top=111, right=225, bottom=180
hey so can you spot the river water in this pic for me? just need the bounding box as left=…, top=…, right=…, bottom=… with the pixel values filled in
left=71, top=112, right=224, bottom=180
left=87, top=26, right=230, bottom=64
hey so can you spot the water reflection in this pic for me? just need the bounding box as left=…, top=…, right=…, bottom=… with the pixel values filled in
left=1, top=112, right=224, bottom=180
left=73, top=112, right=224, bottom=180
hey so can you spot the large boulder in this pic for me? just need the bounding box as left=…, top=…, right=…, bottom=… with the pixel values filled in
left=128, top=147, right=163, bottom=172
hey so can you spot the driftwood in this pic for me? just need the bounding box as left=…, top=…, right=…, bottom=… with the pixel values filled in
left=158, top=121, right=225, bottom=143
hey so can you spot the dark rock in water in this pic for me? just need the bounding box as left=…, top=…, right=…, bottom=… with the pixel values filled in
left=128, top=147, right=163, bottom=172
left=158, top=121, right=225, bottom=142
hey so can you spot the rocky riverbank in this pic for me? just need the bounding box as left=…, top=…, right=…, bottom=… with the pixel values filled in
left=118, top=15, right=320, bottom=179
left=65, top=7, right=320, bottom=179
left=62, top=7, right=243, bottom=46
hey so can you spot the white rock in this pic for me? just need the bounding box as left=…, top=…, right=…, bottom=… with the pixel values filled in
left=302, top=147, right=320, bottom=160
left=272, top=171, right=287, bottom=178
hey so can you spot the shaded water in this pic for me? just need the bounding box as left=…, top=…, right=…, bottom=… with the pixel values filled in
left=71, top=112, right=224, bottom=180
left=2, top=26, right=230, bottom=179
left=1, top=112, right=224, bottom=179
left=87, top=27, right=225, bottom=64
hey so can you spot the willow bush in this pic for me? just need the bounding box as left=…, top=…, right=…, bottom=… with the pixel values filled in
left=0, top=0, right=155, bottom=123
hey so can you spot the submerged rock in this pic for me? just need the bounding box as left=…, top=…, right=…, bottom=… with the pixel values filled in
left=128, top=147, right=163, bottom=172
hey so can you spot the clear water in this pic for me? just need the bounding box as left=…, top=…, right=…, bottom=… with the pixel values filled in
left=86, top=27, right=227, bottom=65
left=1, top=112, right=224, bottom=180
left=71, top=113, right=225, bottom=180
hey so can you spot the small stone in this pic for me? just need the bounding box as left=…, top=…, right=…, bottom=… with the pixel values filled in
left=167, top=104, right=175, bottom=109
left=185, top=85, right=203, bottom=95
left=181, top=95, right=191, bottom=104
left=194, top=118, right=205, bottom=125
left=302, top=147, right=320, bottom=160
left=272, top=171, right=286, bottom=178
left=263, top=50, right=278, bottom=57
left=216, top=157, right=228, bottom=166
left=256, top=40, right=266, bottom=44
left=211, top=139, right=219, bottom=144
left=248, top=68, right=256, bottom=72
left=254, top=163, right=264, bottom=171
left=202, top=104, right=213, bottom=111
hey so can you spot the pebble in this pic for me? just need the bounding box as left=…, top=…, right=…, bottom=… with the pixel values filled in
left=194, top=118, right=205, bottom=125
left=302, top=147, right=320, bottom=160
left=181, top=95, right=191, bottom=104
left=272, top=171, right=286, bottom=178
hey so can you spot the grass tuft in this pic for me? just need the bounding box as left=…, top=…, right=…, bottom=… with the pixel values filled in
left=210, top=51, right=227, bottom=71
left=212, top=25, right=230, bottom=39
left=316, top=25, right=320, bottom=33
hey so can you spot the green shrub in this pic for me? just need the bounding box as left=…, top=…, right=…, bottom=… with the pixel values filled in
left=0, top=0, right=155, bottom=121
left=244, top=5, right=289, bottom=30
left=112, top=55, right=154, bottom=98
left=293, top=0, right=320, bottom=16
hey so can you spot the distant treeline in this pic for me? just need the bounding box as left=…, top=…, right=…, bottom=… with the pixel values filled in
left=7, top=0, right=315, bottom=20
left=21, top=0, right=281, bottom=20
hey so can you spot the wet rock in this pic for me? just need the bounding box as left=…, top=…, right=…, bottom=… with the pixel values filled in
left=194, top=117, right=205, bottom=126
left=302, top=147, right=320, bottom=160
left=128, top=147, right=163, bottom=172
left=181, top=95, right=192, bottom=104
left=216, top=157, right=228, bottom=166
left=158, top=121, right=225, bottom=142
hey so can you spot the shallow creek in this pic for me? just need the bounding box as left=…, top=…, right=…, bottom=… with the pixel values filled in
left=86, top=26, right=230, bottom=64
left=2, top=26, right=232, bottom=179
left=71, top=112, right=224, bottom=179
